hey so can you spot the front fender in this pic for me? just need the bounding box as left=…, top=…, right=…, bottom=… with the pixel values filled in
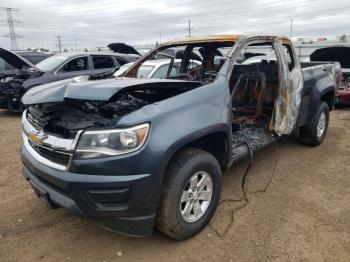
left=118, top=75, right=232, bottom=177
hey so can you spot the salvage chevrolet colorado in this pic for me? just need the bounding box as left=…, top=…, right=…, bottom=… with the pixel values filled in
left=21, top=35, right=341, bottom=240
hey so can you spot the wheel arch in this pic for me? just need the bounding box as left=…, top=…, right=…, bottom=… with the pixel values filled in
left=320, top=88, right=335, bottom=111
left=163, top=125, right=230, bottom=172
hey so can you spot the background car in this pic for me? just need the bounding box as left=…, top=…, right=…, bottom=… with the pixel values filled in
left=310, top=46, right=350, bottom=106
left=0, top=45, right=140, bottom=111
left=336, top=76, right=350, bottom=106
left=35, top=51, right=139, bottom=80
left=114, top=59, right=201, bottom=78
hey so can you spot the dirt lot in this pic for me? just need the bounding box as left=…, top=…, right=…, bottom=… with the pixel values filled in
left=0, top=109, right=349, bottom=262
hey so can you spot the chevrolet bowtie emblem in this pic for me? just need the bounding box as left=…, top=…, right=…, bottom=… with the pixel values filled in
left=28, top=131, right=46, bottom=145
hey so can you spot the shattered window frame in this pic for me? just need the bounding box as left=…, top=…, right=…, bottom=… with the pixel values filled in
left=124, top=41, right=235, bottom=82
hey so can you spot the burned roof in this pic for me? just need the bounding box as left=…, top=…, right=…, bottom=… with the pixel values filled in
left=163, top=35, right=241, bottom=45
left=162, top=34, right=290, bottom=46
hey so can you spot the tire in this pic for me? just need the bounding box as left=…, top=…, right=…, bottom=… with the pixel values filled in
left=156, top=148, right=222, bottom=240
left=299, top=102, right=329, bottom=146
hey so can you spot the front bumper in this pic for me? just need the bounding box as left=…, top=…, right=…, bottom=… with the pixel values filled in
left=21, top=144, right=157, bottom=237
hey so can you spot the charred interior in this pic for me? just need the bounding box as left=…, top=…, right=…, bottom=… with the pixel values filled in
left=230, top=41, right=279, bottom=159
left=26, top=81, right=201, bottom=138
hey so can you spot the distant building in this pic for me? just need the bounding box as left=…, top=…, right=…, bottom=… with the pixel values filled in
left=297, top=38, right=314, bottom=44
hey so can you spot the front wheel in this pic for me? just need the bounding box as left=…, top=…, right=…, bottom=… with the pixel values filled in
left=299, top=102, right=329, bottom=146
left=156, top=148, right=222, bottom=240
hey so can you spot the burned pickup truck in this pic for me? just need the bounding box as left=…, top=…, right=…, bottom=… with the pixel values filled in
left=21, top=35, right=340, bottom=240
left=0, top=44, right=140, bottom=111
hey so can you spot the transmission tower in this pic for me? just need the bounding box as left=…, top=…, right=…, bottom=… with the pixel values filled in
left=0, top=7, right=23, bottom=50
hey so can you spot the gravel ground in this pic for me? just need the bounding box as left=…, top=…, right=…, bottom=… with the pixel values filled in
left=0, top=109, right=349, bottom=262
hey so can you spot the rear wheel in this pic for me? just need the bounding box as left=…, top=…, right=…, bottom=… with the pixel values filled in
left=156, top=148, right=222, bottom=240
left=299, top=102, right=329, bottom=146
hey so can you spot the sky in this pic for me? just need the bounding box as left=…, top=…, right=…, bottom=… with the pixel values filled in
left=0, top=0, right=349, bottom=51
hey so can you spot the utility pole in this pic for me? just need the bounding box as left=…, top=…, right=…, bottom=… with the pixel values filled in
left=0, top=7, right=23, bottom=50
left=74, top=39, right=78, bottom=50
left=55, top=35, right=63, bottom=53
left=289, top=18, right=293, bottom=39
left=187, top=20, right=193, bottom=37
left=159, top=29, right=162, bottom=44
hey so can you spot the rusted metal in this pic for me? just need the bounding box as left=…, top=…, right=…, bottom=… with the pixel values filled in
left=163, top=35, right=241, bottom=45
left=271, top=39, right=303, bottom=135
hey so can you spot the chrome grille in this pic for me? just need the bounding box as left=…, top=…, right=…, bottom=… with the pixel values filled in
left=22, top=110, right=82, bottom=171
left=28, top=141, right=71, bottom=166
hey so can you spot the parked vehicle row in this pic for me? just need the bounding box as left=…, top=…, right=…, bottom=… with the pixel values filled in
left=19, top=35, right=341, bottom=240
left=0, top=44, right=140, bottom=111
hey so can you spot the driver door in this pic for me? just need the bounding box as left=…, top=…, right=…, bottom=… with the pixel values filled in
left=272, top=39, right=303, bottom=135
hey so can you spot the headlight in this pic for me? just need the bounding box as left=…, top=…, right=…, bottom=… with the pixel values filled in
left=74, top=123, right=150, bottom=159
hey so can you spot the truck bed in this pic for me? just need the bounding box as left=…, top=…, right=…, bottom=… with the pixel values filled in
left=301, top=62, right=341, bottom=85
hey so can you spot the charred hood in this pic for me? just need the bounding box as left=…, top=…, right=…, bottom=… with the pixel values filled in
left=22, top=77, right=201, bottom=105
left=24, top=77, right=201, bottom=138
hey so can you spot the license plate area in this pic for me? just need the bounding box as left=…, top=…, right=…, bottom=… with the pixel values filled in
left=28, top=179, right=59, bottom=209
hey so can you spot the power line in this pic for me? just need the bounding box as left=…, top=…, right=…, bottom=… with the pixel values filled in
left=0, top=7, right=23, bottom=50
left=24, top=3, right=350, bottom=30
left=20, top=14, right=350, bottom=48
left=20, top=11, right=350, bottom=44
left=55, top=35, right=63, bottom=52
left=22, top=0, right=313, bottom=27
left=10, top=1, right=350, bottom=47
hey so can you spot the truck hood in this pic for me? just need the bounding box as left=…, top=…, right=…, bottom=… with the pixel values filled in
left=22, top=77, right=200, bottom=105
left=310, top=47, right=350, bottom=68
left=0, top=47, right=38, bottom=70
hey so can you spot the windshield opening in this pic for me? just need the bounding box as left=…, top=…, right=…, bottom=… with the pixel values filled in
left=36, top=55, right=68, bottom=72
left=124, top=41, right=234, bottom=83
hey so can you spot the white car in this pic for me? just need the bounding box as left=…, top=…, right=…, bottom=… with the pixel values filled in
left=114, top=59, right=201, bottom=79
